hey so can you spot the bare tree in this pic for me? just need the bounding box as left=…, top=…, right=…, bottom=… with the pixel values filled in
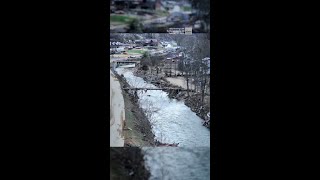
left=141, top=99, right=159, bottom=127
left=183, top=58, right=192, bottom=97
left=177, top=34, right=210, bottom=100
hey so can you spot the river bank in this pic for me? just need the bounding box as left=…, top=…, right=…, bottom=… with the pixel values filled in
left=133, top=67, right=211, bottom=129
left=117, top=67, right=210, bottom=147
left=112, top=69, right=156, bottom=147
left=110, top=147, right=210, bottom=180
left=110, top=147, right=150, bottom=180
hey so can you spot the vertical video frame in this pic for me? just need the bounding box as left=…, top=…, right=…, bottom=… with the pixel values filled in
left=109, top=1, right=211, bottom=179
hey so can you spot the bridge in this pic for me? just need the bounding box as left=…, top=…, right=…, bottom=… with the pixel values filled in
left=112, top=60, right=140, bottom=68
left=116, top=60, right=140, bottom=64
left=115, top=60, right=140, bottom=64
left=123, top=87, right=190, bottom=91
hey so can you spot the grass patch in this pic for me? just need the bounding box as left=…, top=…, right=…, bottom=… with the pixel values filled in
left=123, top=93, right=148, bottom=146
left=110, top=15, right=136, bottom=24
left=155, top=10, right=169, bottom=17
left=119, top=82, right=155, bottom=147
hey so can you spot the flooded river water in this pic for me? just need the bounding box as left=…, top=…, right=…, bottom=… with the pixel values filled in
left=116, top=67, right=210, bottom=147
left=142, top=147, right=210, bottom=180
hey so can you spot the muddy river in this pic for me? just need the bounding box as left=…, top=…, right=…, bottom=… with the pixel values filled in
left=116, top=67, right=210, bottom=147
left=142, top=147, right=210, bottom=180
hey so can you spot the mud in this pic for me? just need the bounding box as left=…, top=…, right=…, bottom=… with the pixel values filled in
left=113, top=70, right=156, bottom=147
left=110, top=147, right=150, bottom=180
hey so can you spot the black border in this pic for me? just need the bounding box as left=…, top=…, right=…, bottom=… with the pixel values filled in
left=107, top=1, right=215, bottom=179
left=7, top=0, right=309, bottom=179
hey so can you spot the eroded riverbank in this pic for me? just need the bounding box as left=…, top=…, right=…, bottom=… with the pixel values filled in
left=116, top=67, right=210, bottom=147
left=112, top=68, right=156, bottom=147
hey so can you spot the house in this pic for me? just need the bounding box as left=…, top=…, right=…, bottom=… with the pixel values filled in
left=143, top=39, right=158, bottom=46
left=110, top=49, right=116, bottom=54
left=116, top=47, right=125, bottom=53
left=140, top=0, right=162, bottom=10
left=110, top=41, right=126, bottom=53
left=111, top=0, right=127, bottom=10
left=110, top=41, right=122, bottom=46
left=111, top=0, right=162, bottom=10
left=134, top=40, right=143, bottom=45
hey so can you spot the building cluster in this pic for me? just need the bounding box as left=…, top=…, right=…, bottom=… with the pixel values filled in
left=110, top=0, right=191, bottom=11
left=110, top=38, right=159, bottom=54
left=143, top=39, right=158, bottom=46
left=111, top=0, right=162, bottom=11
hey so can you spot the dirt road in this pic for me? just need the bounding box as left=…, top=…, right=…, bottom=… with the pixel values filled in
left=165, top=76, right=195, bottom=90
left=110, top=70, right=125, bottom=147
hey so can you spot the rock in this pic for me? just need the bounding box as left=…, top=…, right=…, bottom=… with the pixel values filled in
left=124, top=127, right=133, bottom=131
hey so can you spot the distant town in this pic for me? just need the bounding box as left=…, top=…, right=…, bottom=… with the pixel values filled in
left=110, top=33, right=210, bottom=148
left=110, top=0, right=210, bottom=33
